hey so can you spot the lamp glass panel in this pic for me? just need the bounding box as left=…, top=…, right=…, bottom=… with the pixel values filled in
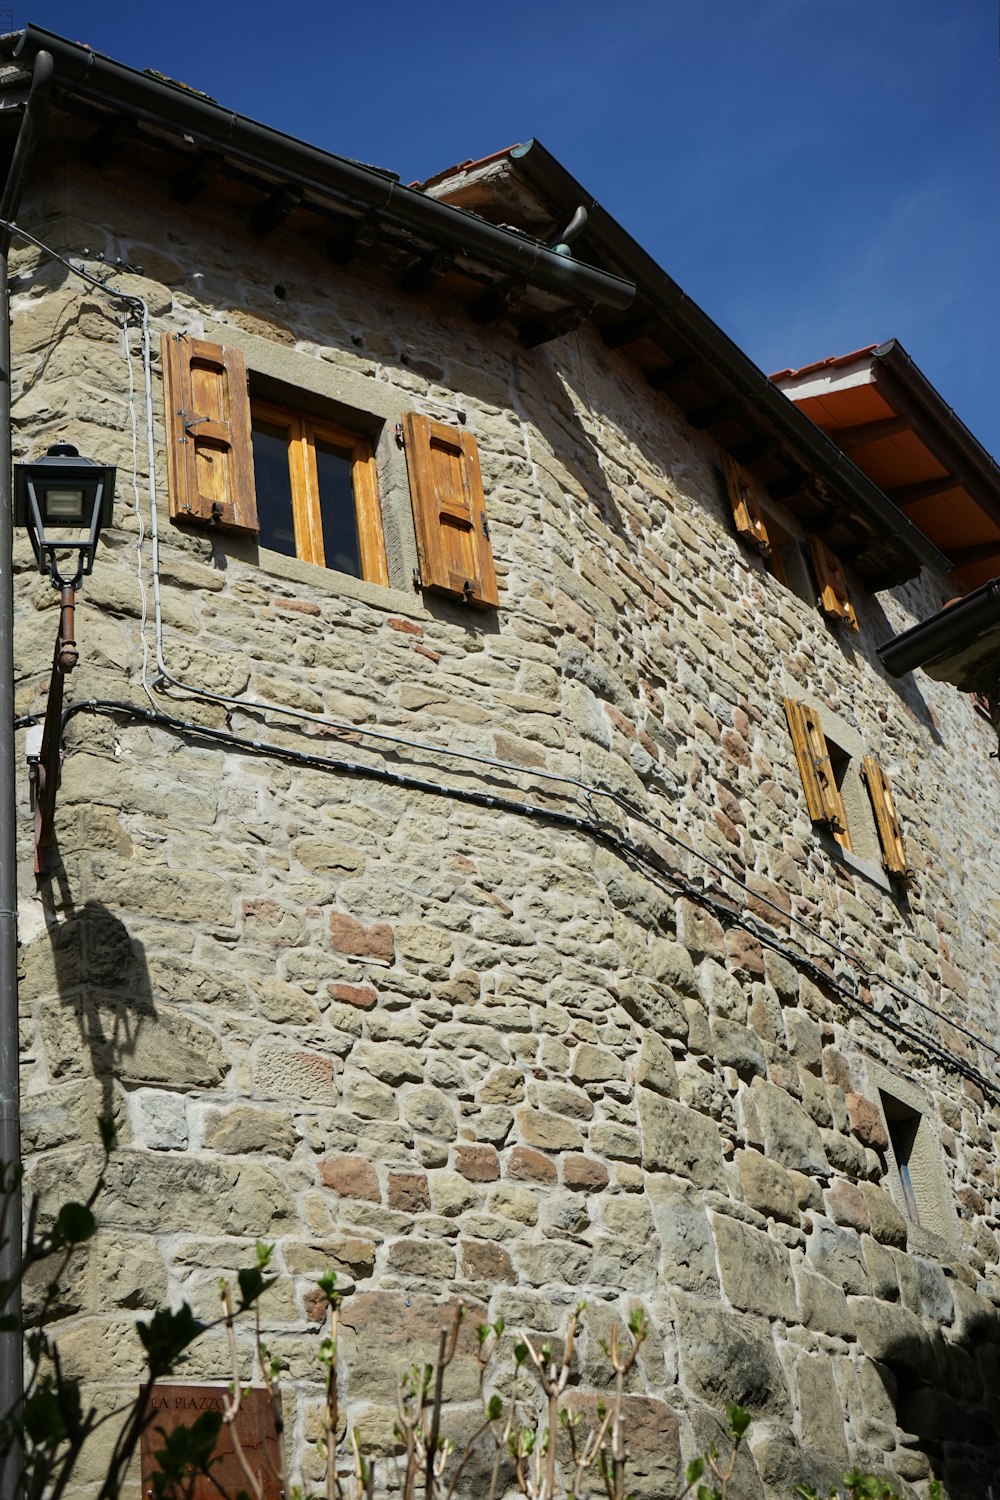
left=42, top=487, right=88, bottom=522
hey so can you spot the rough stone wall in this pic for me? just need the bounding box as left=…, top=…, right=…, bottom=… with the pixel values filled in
left=9, top=129, right=1000, bottom=1498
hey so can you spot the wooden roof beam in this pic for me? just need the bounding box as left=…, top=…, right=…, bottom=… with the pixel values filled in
left=829, top=413, right=913, bottom=450
left=687, top=396, right=744, bottom=430
left=885, top=475, right=958, bottom=508
left=326, top=212, right=381, bottom=264
left=519, top=302, right=592, bottom=349
left=646, top=358, right=696, bottom=392
left=602, top=313, right=656, bottom=349
left=399, top=249, right=454, bottom=294
left=170, top=150, right=225, bottom=204
left=81, top=112, right=136, bottom=166
left=251, top=184, right=303, bottom=237
left=947, top=540, right=1000, bottom=569
left=471, top=277, right=525, bottom=325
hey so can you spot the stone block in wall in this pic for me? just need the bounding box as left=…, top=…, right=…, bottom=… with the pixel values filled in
left=342, top=1293, right=489, bottom=1404
left=254, top=1044, right=338, bottom=1105
left=637, top=1089, right=724, bottom=1187
left=645, top=1176, right=719, bottom=1295
left=711, top=1017, right=766, bottom=1080
left=712, top=1212, right=796, bottom=1319
left=795, top=1266, right=856, bottom=1338
left=202, top=1104, right=296, bottom=1157
left=850, top=1296, right=939, bottom=1384
left=636, top=1033, right=679, bottom=1097
left=674, top=1295, right=791, bottom=1417
left=39, top=997, right=224, bottom=1088
left=736, top=1148, right=798, bottom=1223
left=807, top=1219, right=871, bottom=1296
left=796, top=1352, right=850, bottom=1461
left=559, top=1393, right=680, bottom=1499
left=752, top=1078, right=828, bottom=1174
left=29, top=1147, right=294, bottom=1237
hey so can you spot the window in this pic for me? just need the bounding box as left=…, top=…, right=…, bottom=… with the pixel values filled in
left=871, top=1074, right=958, bottom=1248
left=783, top=697, right=908, bottom=881
left=250, top=399, right=386, bottom=584
left=721, top=455, right=858, bottom=630
left=880, top=1093, right=922, bottom=1223
left=160, top=332, right=500, bottom=607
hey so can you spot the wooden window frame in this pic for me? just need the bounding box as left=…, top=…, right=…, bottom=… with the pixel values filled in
left=250, top=397, right=388, bottom=586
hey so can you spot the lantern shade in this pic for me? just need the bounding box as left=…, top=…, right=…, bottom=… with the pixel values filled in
left=13, top=443, right=115, bottom=587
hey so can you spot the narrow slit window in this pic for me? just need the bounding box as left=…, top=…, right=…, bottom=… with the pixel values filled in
left=880, top=1092, right=922, bottom=1224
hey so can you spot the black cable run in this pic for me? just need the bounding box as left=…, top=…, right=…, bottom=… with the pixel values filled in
left=43, top=696, right=1000, bottom=1104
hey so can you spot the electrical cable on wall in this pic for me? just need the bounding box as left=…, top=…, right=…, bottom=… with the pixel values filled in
left=3, top=217, right=996, bottom=1101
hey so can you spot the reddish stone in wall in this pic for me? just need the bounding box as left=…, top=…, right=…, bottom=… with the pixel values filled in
left=506, top=1146, right=557, bottom=1184
left=320, top=1155, right=380, bottom=1202
left=846, top=1093, right=889, bottom=1152
left=328, top=911, right=394, bottom=963
left=327, top=981, right=378, bottom=1010
left=388, top=1172, right=430, bottom=1212
left=455, top=1144, right=500, bottom=1182
left=563, top=1154, right=610, bottom=1191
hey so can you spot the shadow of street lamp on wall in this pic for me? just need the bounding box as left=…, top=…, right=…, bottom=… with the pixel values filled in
left=13, top=442, right=115, bottom=875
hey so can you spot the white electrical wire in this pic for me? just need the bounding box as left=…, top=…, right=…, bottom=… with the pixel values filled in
left=121, top=313, right=152, bottom=704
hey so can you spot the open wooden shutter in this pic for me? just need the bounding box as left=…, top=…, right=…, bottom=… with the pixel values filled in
left=402, top=413, right=499, bottom=607
left=862, top=756, right=908, bottom=878
left=807, top=536, right=858, bottom=630
left=722, top=454, right=770, bottom=553
left=162, top=334, right=258, bottom=534
left=784, top=697, right=851, bottom=846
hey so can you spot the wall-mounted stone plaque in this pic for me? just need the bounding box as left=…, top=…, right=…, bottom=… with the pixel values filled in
left=140, top=1385, right=283, bottom=1499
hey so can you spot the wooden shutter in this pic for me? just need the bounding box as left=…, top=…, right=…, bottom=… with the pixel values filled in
left=862, top=756, right=908, bottom=878
left=402, top=413, right=499, bottom=607
left=783, top=697, right=851, bottom=846
left=722, top=454, right=770, bottom=553
left=807, top=535, right=858, bottom=630
left=162, top=334, right=258, bottom=534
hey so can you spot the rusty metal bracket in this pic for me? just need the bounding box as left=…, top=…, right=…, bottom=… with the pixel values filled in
left=29, top=584, right=78, bottom=875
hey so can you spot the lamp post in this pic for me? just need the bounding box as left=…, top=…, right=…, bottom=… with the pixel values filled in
left=13, top=443, right=114, bottom=872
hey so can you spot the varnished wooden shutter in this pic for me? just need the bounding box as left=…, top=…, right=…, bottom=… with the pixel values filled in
left=402, top=413, right=499, bottom=607
left=783, top=697, right=851, bottom=846
left=722, top=454, right=770, bottom=553
left=807, top=535, right=858, bottom=630
left=162, top=334, right=258, bottom=534
left=862, top=756, right=908, bottom=878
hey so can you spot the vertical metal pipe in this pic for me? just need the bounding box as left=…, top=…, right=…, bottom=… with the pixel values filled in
left=0, top=48, right=54, bottom=1498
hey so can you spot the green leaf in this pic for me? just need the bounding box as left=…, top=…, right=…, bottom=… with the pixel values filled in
left=726, top=1402, right=751, bottom=1439
left=53, top=1202, right=95, bottom=1247
left=487, top=1394, right=503, bottom=1422
left=513, top=1341, right=527, bottom=1367
left=685, top=1456, right=705, bottom=1485
left=316, top=1269, right=338, bottom=1300
left=237, top=1265, right=273, bottom=1308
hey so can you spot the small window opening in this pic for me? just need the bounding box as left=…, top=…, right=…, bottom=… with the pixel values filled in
left=880, top=1092, right=922, bottom=1224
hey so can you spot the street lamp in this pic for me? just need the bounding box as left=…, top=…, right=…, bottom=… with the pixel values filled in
left=13, top=441, right=115, bottom=589
left=13, top=441, right=115, bottom=875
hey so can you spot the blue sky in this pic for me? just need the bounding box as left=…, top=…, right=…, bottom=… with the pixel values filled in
left=19, top=1, right=1000, bottom=455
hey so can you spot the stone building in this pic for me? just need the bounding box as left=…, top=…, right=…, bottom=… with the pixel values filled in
left=2, top=23, right=999, bottom=1500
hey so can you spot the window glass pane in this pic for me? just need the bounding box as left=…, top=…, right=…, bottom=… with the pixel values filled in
left=315, top=441, right=362, bottom=578
left=252, top=421, right=297, bottom=558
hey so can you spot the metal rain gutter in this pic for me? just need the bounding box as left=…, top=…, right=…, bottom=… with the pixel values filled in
left=12, top=27, right=635, bottom=314
left=878, top=578, right=1000, bottom=684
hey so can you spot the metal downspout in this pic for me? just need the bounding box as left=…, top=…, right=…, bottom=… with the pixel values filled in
left=0, top=47, right=53, bottom=1499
